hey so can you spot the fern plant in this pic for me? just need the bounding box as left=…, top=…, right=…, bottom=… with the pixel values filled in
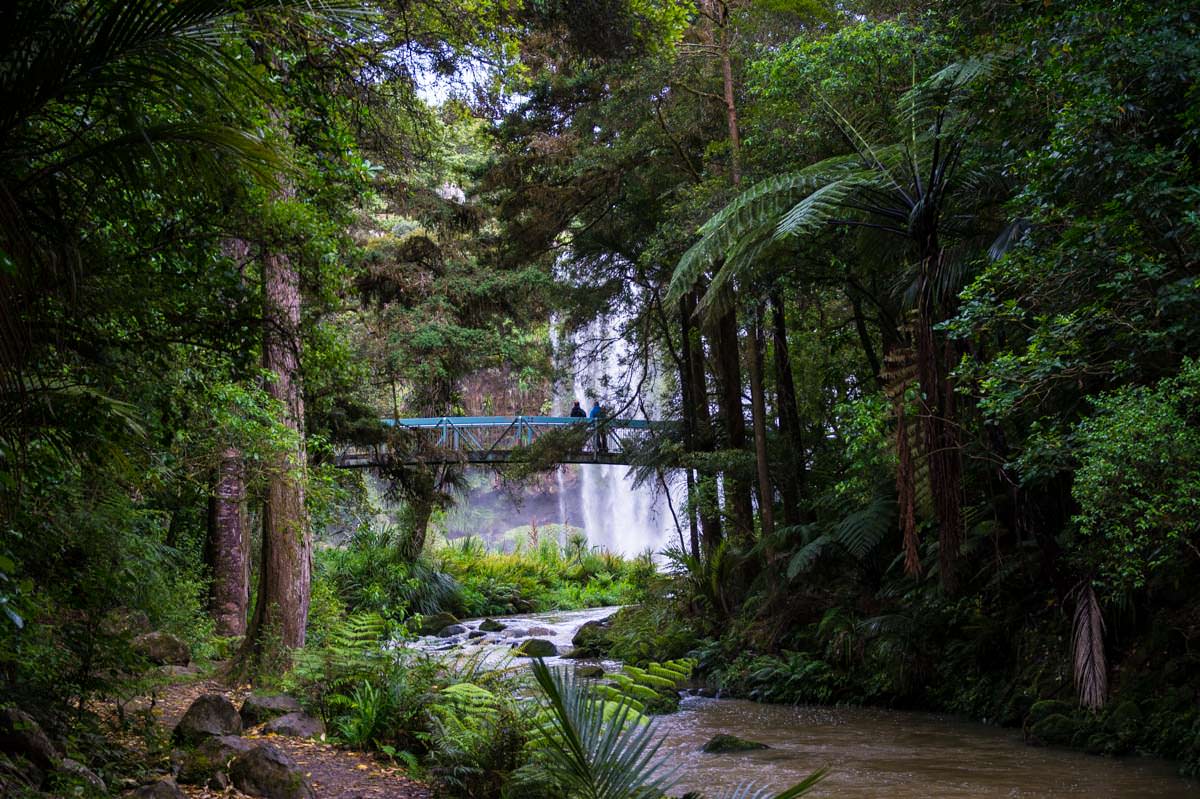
left=528, top=659, right=827, bottom=799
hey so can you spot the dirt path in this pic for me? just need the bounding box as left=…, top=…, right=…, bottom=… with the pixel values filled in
left=136, top=671, right=433, bottom=799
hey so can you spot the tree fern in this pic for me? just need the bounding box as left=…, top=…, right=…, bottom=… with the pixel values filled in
left=830, top=492, right=897, bottom=560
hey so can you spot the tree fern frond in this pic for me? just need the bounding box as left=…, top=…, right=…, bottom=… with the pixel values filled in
left=831, top=493, right=897, bottom=560
left=713, top=771, right=828, bottom=799
left=773, top=175, right=877, bottom=240
left=787, top=534, right=831, bottom=579
left=667, top=159, right=861, bottom=304
left=897, top=56, right=997, bottom=130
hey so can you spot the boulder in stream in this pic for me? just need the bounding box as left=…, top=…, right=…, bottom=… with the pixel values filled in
left=527, top=626, right=554, bottom=636
left=414, top=612, right=459, bottom=636
left=515, top=639, right=558, bottom=657
left=478, top=618, right=506, bottom=632
left=438, top=623, right=468, bottom=637
left=571, top=619, right=613, bottom=655
left=575, top=665, right=605, bottom=679
left=701, top=734, right=770, bottom=753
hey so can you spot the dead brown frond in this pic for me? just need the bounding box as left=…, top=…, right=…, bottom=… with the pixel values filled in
left=1072, top=583, right=1108, bottom=710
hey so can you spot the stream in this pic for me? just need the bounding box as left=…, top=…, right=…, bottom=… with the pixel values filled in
left=411, top=606, right=1198, bottom=797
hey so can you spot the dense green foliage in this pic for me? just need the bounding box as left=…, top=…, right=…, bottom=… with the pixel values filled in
left=318, top=525, right=656, bottom=623
left=3, top=0, right=1200, bottom=795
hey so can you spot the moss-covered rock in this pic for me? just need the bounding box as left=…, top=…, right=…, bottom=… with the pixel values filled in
left=571, top=619, right=613, bottom=655
left=478, top=619, right=506, bottom=632
left=229, top=744, right=315, bottom=799
left=414, top=612, right=459, bottom=636
left=701, top=734, right=769, bottom=753
left=173, top=695, right=242, bottom=745
left=1029, top=713, right=1077, bottom=747
left=133, top=631, right=191, bottom=666
left=240, top=694, right=302, bottom=727
left=575, top=665, right=605, bottom=679
left=1027, top=699, right=1074, bottom=724
left=177, top=735, right=254, bottom=785
left=515, top=639, right=558, bottom=657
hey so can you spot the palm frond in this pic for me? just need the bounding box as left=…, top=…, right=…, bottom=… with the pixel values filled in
left=713, top=770, right=828, bottom=799
left=530, top=658, right=677, bottom=799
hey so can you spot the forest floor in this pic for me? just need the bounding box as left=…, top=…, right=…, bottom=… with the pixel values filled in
left=117, top=666, right=433, bottom=799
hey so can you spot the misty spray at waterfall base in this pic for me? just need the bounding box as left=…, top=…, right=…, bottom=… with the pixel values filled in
left=437, top=314, right=678, bottom=558
left=438, top=462, right=675, bottom=558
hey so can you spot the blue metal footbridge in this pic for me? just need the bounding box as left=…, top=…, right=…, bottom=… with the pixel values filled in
left=335, top=415, right=657, bottom=468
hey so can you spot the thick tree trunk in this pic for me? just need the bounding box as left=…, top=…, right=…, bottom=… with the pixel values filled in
left=746, top=307, right=774, bottom=540
left=713, top=308, right=753, bottom=538
left=677, top=298, right=701, bottom=559
left=244, top=241, right=311, bottom=657
left=769, top=293, right=805, bottom=525
left=207, top=448, right=248, bottom=637
left=915, top=258, right=963, bottom=591
left=682, top=291, right=723, bottom=555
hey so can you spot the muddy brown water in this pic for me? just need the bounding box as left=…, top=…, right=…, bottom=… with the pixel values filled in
left=413, top=606, right=1197, bottom=797
left=656, top=698, right=1197, bottom=797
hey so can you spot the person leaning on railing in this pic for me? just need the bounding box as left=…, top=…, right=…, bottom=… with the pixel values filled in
left=588, top=401, right=608, bottom=454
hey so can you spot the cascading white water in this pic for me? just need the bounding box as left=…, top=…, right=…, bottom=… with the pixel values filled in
left=558, top=314, right=675, bottom=558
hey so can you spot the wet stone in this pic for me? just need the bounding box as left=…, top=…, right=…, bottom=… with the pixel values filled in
left=515, top=639, right=558, bottom=657
left=702, top=734, right=769, bottom=753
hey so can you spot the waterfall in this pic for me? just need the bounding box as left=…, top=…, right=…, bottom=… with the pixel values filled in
left=558, top=314, right=674, bottom=558
left=442, top=311, right=678, bottom=559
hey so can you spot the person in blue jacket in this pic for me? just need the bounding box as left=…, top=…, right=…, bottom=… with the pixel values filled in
left=589, top=400, right=608, bottom=453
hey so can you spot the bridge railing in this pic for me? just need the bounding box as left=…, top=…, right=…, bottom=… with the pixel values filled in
left=336, top=415, right=657, bottom=467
